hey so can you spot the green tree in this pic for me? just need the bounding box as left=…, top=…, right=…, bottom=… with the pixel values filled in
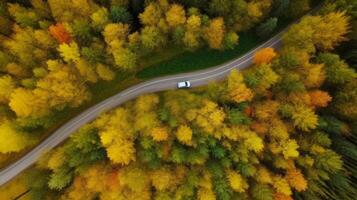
left=110, top=5, right=133, bottom=24
left=256, top=17, right=278, bottom=39
left=317, top=53, right=356, bottom=85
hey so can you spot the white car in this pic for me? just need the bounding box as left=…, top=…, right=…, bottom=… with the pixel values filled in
left=177, top=81, right=191, bottom=88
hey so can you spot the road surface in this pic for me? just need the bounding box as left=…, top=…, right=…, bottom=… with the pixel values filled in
left=0, top=29, right=285, bottom=186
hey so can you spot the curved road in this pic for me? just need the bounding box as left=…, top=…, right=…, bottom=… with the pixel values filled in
left=0, top=29, right=285, bottom=186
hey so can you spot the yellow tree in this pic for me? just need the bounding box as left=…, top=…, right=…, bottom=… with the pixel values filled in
left=204, top=17, right=225, bottom=49
left=313, top=12, right=350, bottom=50
left=0, top=75, right=15, bottom=104
left=102, top=23, right=129, bottom=48
left=273, top=176, right=292, bottom=196
left=139, top=3, right=162, bottom=26
left=197, top=171, right=216, bottom=200
left=176, top=125, right=193, bottom=145
left=226, top=170, right=248, bottom=193
left=183, top=15, right=201, bottom=49
left=291, top=104, right=318, bottom=131
left=165, top=4, right=186, bottom=27
left=9, top=88, right=36, bottom=117
left=75, top=59, right=98, bottom=83
left=96, top=108, right=136, bottom=165
left=0, top=121, right=34, bottom=153
left=227, top=69, right=254, bottom=103
left=96, top=64, right=115, bottom=81
left=58, top=42, right=81, bottom=63
left=36, top=60, right=90, bottom=108
left=186, top=100, right=225, bottom=135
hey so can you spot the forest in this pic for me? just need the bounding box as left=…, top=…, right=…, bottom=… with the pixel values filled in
left=0, top=0, right=315, bottom=164
left=0, top=0, right=357, bottom=200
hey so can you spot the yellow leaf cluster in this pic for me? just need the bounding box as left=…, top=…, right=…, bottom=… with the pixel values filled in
left=165, top=4, right=186, bottom=27
left=139, top=3, right=162, bottom=26
left=256, top=167, right=273, bottom=184
left=186, top=100, right=225, bottom=134
left=291, top=104, right=318, bottom=131
left=150, top=167, right=176, bottom=191
left=58, top=42, right=80, bottom=63
left=9, top=88, right=36, bottom=117
left=204, top=17, right=225, bottom=49
left=228, top=69, right=254, bottom=103
left=0, top=121, right=33, bottom=153
left=0, top=75, right=15, bottom=103
left=176, top=125, right=192, bottom=145
left=227, top=170, right=248, bottom=193
left=47, top=147, right=65, bottom=171
left=97, top=108, right=136, bottom=165
left=102, top=23, right=129, bottom=48
left=273, top=176, right=292, bottom=196
left=96, top=64, right=115, bottom=81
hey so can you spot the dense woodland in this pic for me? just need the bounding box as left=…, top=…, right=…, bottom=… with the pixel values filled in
left=0, top=0, right=313, bottom=158
left=0, top=0, right=357, bottom=200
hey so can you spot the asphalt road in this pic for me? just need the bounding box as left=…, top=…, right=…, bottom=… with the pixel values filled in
left=0, top=30, right=285, bottom=186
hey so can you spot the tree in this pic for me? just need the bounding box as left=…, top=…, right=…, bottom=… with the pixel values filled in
left=256, top=17, right=278, bottom=39
left=166, top=4, right=186, bottom=27
left=91, top=7, right=109, bottom=29
left=140, top=26, right=165, bottom=50
left=203, top=17, right=225, bottom=49
left=176, top=125, right=193, bottom=145
left=317, top=53, right=356, bottom=85
left=102, top=23, right=129, bottom=47
left=0, top=121, right=33, bottom=153
left=227, top=69, right=254, bottom=103
left=139, top=3, right=162, bottom=26
left=48, top=168, right=73, bottom=190
left=75, top=59, right=98, bottom=83
left=58, top=42, right=81, bottom=63
left=96, top=64, right=115, bottom=81
left=282, top=17, right=315, bottom=53
left=226, top=170, right=248, bottom=193
left=271, top=0, right=290, bottom=17
left=291, top=104, right=318, bottom=131
left=224, top=32, right=239, bottom=49
left=273, top=176, right=292, bottom=196
left=183, top=15, right=202, bottom=49
left=285, top=168, right=307, bottom=192
left=110, top=6, right=133, bottom=24
left=0, top=75, right=15, bottom=103
left=308, top=90, right=332, bottom=108
left=9, top=88, right=37, bottom=117
left=36, top=60, right=90, bottom=109
left=8, top=3, right=40, bottom=27
left=333, top=79, right=357, bottom=120
left=253, top=48, right=277, bottom=65
left=288, top=0, right=310, bottom=18
left=71, top=19, right=93, bottom=43
left=251, top=184, right=273, bottom=200
left=313, top=12, right=349, bottom=50
left=112, top=47, right=137, bottom=69
left=150, top=126, right=169, bottom=142
left=49, top=23, right=72, bottom=44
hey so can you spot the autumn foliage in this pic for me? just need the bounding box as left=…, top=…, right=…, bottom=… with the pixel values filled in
left=49, top=23, right=72, bottom=44
left=0, top=1, right=356, bottom=200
